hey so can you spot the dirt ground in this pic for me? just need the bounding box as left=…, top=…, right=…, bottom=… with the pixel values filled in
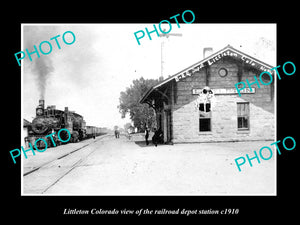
left=23, top=134, right=276, bottom=195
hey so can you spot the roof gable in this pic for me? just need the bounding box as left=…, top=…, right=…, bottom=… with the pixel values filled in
left=174, top=44, right=274, bottom=82
left=140, top=45, right=274, bottom=103
left=156, top=45, right=274, bottom=86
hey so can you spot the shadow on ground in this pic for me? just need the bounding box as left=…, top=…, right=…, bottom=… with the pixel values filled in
left=134, top=141, right=173, bottom=148
left=134, top=141, right=157, bottom=147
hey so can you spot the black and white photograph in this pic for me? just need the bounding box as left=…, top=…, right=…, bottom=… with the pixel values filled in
left=21, top=23, right=277, bottom=196
left=4, top=4, right=299, bottom=220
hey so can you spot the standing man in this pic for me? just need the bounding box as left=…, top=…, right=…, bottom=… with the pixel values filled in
left=152, top=128, right=163, bottom=147
left=145, top=126, right=150, bottom=145
left=114, top=129, right=118, bottom=139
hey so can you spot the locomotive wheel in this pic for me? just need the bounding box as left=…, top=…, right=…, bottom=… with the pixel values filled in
left=34, top=138, right=47, bottom=150
left=59, top=130, right=70, bottom=144
left=71, top=131, right=79, bottom=143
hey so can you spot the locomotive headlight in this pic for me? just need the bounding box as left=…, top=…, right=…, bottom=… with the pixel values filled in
left=36, top=108, right=43, bottom=116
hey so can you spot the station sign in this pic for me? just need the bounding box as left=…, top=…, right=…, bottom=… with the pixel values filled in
left=192, top=88, right=255, bottom=95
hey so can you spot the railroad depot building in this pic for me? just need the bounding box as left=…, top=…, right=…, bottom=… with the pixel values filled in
left=140, top=45, right=275, bottom=143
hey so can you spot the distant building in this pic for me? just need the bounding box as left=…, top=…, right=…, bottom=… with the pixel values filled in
left=23, top=119, right=31, bottom=147
left=23, top=119, right=31, bottom=127
left=140, top=45, right=275, bottom=143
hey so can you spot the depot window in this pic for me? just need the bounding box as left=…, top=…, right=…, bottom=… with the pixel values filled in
left=199, top=103, right=211, bottom=131
left=237, top=102, right=249, bottom=130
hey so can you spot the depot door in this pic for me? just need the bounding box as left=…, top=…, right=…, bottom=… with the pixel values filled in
left=165, top=110, right=172, bottom=143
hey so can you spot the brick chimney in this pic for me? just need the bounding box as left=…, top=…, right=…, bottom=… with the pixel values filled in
left=203, top=47, right=213, bottom=59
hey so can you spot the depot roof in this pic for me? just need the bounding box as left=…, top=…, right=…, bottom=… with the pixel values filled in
left=140, top=44, right=274, bottom=104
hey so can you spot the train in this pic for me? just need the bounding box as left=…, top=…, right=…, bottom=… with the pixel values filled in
left=26, top=100, right=106, bottom=148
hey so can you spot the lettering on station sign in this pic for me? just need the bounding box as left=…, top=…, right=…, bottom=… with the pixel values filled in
left=192, top=88, right=255, bottom=95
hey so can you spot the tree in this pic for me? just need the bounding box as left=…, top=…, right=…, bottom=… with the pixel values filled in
left=118, top=76, right=163, bottom=132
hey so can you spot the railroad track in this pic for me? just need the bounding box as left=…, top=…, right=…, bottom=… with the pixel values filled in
left=23, top=142, right=90, bottom=176
left=23, top=134, right=113, bottom=194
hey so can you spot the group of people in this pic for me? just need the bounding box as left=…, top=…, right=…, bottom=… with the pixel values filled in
left=114, top=126, right=163, bottom=146
left=145, top=127, right=163, bottom=147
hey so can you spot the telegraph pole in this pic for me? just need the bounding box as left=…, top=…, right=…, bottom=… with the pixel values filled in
left=159, top=29, right=182, bottom=78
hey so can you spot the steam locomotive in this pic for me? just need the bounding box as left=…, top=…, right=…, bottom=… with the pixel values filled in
left=26, top=100, right=105, bottom=148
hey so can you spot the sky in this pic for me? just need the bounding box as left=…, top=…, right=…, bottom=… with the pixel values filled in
left=22, top=23, right=276, bottom=129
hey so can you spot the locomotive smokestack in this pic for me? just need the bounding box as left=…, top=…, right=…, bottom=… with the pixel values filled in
left=39, top=99, right=45, bottom=109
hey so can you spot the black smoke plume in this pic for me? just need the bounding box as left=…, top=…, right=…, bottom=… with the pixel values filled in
left=24, top=26, right=56, bottom=99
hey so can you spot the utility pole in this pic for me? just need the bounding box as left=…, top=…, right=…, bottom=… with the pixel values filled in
left=159, top=29, right=182, bottom=79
